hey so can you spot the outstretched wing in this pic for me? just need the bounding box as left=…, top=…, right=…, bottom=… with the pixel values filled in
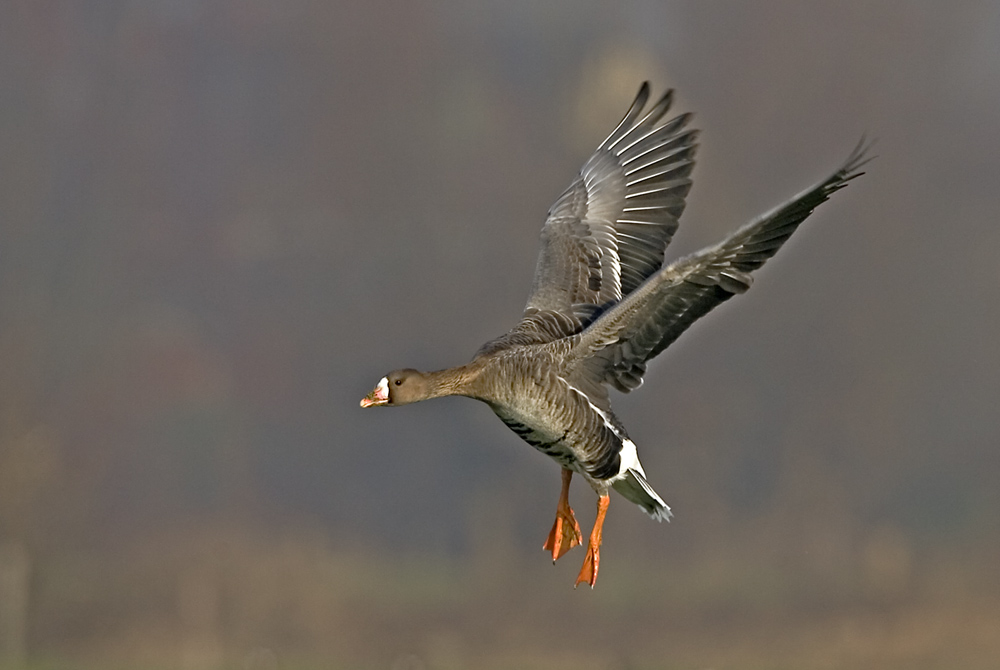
left=572, top=139, right=873, bottom=392
left=488, top=83, right=697, bottom=352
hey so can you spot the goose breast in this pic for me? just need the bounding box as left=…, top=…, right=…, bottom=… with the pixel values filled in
left=479, top=351, right=623, bottom=479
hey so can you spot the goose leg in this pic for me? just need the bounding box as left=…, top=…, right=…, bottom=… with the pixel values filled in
left=574, top=493, right=610, bottom=588
left=543, top=468, right=582, bottom=562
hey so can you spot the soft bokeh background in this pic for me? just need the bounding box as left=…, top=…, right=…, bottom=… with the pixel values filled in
left=2, top=2, right=998, bottom=669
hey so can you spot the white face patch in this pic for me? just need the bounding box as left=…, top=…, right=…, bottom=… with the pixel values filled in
left=374, top=376, right=389, bottom=401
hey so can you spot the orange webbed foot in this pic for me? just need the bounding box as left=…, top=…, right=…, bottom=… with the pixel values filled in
left=543, top=469, right=582, bottom=562
left=574, top=494, right=610, bottom=589
left=543, top=503, right=582, bottom=562
left=574, top=542, right=600, bottom=589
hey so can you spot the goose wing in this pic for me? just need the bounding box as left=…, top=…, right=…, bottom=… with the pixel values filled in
left=480, top=83, right=698, bottom=355
left=571, top=140, right=872, bottom=392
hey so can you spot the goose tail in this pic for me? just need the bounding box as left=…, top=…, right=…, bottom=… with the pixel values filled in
left=611, top=439, right=672, bottom=521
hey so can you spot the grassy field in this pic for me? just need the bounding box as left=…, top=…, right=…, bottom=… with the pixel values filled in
left=7, top=527, right=998, bottom=670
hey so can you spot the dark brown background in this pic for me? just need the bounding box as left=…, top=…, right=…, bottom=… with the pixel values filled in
left=1, top=2, right=997, bottom=668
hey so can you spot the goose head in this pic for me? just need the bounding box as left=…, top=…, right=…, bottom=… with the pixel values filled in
left=359, top=369, right=428, bottom=407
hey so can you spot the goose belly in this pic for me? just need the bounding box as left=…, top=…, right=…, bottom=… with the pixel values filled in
left=490, top=404, right=580, bottom=470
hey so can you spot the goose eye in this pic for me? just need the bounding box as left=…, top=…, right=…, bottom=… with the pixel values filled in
left=394, top=379, right=402, bottom=386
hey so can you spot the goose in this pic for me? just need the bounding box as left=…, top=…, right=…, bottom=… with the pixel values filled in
left=361, top=83, right=869, bottom=588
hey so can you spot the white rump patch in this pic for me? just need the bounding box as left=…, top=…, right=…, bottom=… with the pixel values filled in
left=618, top=438, right=643, bottom=478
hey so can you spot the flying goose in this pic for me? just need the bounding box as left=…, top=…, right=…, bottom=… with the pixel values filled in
left=361, top=83, right=869, bottom=587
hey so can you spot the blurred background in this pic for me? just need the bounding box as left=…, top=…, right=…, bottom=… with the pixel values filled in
left=2, top=2, right=999, bottom=669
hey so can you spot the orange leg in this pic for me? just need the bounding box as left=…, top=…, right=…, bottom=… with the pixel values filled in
left=575, top=494, right=610, bottom=589
left=543, top=469, right=582, bottom=562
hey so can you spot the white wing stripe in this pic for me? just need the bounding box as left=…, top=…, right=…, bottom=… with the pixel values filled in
left=561, top=378, right=622, bottom=438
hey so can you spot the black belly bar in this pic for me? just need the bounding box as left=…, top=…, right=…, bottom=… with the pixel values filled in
left=501, top=418, right=572, bottom=461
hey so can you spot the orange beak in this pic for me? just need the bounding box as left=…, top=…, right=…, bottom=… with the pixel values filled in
left=360, top=377, right=389, bottom=407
